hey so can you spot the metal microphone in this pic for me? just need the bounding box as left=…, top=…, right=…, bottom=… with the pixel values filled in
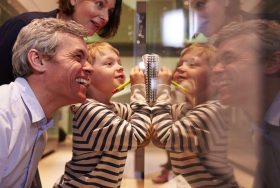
left=142, top=54, right=159, bottom=106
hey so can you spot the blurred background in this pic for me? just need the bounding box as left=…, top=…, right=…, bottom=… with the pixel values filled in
left=1, top=0, right=278, bottom=187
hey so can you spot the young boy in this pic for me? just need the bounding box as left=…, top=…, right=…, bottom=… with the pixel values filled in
left=56, top=42, right=151, bottom=187
left=152, top=43, right=239, bottom=187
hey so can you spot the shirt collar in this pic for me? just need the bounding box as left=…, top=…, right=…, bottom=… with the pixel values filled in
left=38, top=119, right=54, bottom=133
left=15, top=78, right=47, bottom=125
left=265, top=91, right=280, bottom=127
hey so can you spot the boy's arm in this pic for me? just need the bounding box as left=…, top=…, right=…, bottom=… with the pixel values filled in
left=130, top=84, right=152, bottom=148
left=72, top=84, right=151, bottom=152
left=110, top=66, right=146, bottom=119
left=152, top=84, right=225, bottom=153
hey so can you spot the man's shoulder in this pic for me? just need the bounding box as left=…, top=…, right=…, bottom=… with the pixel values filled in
left=0, top=82, right=20, bottom=108
left=0, top=82, right=25, bottom=129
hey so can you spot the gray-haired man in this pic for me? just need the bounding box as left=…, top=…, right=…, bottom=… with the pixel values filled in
left=0, top=18, right=93, bottom=187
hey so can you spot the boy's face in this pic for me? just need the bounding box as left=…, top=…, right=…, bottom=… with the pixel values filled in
left=173, top=48, right=212, bottom=101
left=90, top=48, right=125, bottom=93
left=214, top=34, right=262, bottom=107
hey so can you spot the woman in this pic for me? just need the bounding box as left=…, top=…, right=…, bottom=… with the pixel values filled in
left=0, top=0, right=122, bottom=85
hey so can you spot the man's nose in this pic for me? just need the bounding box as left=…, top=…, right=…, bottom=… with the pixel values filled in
left=83, top=61, right=94, bottom=74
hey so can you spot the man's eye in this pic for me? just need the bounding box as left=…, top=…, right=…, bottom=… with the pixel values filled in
left=75, top=55, right=83, bottom=62
left=74, top=56, right=81, bottom=61
left=222, top=56, right=237, bottom=65
left=223, top=59, right=234, bottom=65
left=194, top=0, right=207, bottom=10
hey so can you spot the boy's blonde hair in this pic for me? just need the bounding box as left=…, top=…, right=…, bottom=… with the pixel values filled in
left=87, top=42, right=120, bottom=65
left=179, top=43, right=217, bottom=66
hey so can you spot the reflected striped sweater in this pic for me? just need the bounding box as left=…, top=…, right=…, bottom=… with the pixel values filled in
left=152, top=85, right=239, bottom=188
left=58, top=85, right=151, bottom=188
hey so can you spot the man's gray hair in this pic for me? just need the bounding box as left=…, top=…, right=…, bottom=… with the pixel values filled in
left=12, top=18, right=88, bottom=77
left=214, top=19, right=280, bottom=64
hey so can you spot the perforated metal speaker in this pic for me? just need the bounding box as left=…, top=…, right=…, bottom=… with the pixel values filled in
left=142, top=54, right=159, bottom=106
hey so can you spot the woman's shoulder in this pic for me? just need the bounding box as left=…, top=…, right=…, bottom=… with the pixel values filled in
left=0, top=9, right=58, bottom=33
left=6, top=9, right=57, bottom=24
left=16, top=9, right=58, bottom=20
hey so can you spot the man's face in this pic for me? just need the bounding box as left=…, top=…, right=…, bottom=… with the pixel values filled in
left=44, top=33, right=92, bottom=104
left=213, top=34, right=262, bottom=107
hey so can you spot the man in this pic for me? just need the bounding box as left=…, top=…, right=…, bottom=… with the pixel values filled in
left=213, top=19, right=280, bottom=188
left=0, top=18, right=93, bottom=187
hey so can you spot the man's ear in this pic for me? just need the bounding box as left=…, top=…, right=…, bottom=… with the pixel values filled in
left=264, top=52, right=280, bottom=76
left=27, top=49, right=46, bottom=73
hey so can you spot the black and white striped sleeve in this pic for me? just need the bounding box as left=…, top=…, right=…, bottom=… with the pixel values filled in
left=152, top=85, right=227, bottom=153
left=72, top=85, right=151, bottom=152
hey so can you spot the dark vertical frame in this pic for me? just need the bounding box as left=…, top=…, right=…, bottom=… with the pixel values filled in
left=133, top=0, right=146, bottom=179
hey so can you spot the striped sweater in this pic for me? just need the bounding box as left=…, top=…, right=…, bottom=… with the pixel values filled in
left=57, top=85, right=151, bottom=188
left=152, top=85, right=239, bottom=188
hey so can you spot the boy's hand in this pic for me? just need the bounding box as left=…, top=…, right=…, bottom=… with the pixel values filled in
left=158, top=67, right=172, bottom=85
left=130, top=66, right=145, bottom=85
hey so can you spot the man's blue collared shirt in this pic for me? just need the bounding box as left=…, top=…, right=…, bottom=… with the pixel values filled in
left=0, top=78, right=53, bottom=188
left=265, top=91, right=280, bottom=127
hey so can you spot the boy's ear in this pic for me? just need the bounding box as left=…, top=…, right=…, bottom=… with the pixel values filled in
left=264, top=52, right=280, bottom=76
left=27, top=49, right=46, bottom=73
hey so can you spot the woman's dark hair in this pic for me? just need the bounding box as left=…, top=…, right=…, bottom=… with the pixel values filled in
left=58, top=0, right=122, bottom=38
